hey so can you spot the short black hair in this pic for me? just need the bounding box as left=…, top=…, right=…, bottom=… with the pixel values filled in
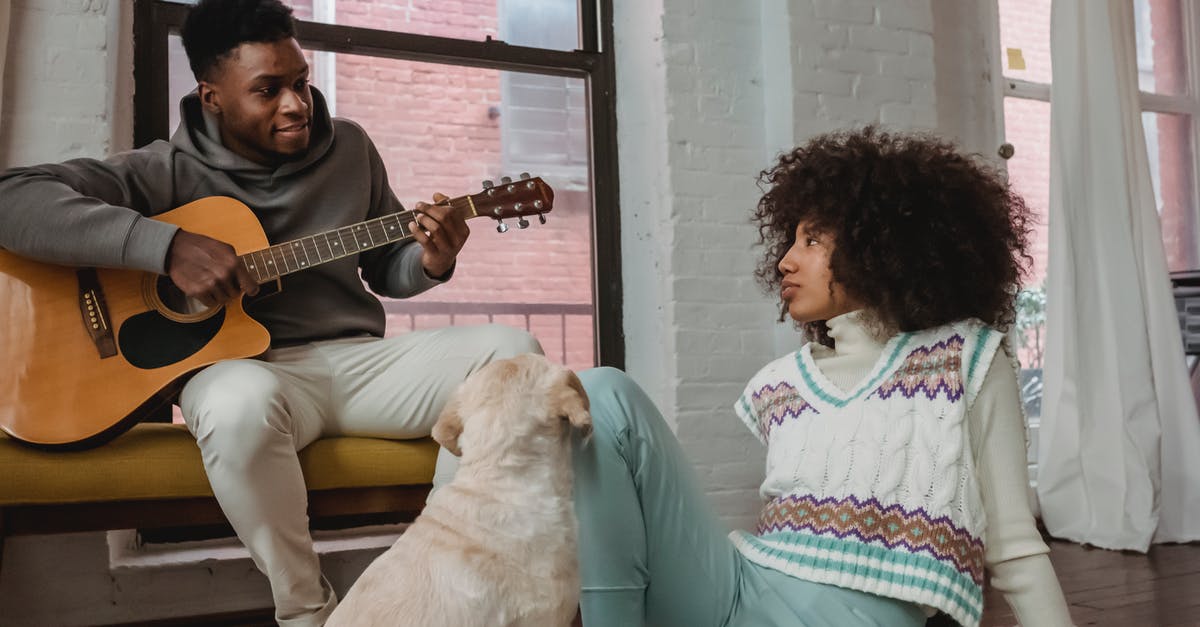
left=181, top=0, right=296, bottom=81
left=754, top=126, right=1033, bottom=335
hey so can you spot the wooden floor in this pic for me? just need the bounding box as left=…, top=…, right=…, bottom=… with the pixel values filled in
left=120, top=538, right=1200, bottom=626
left=981, top=538, right=1200, bottom=626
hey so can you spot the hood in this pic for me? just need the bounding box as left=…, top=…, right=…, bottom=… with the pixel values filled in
left=169, top=86, right=335, bottom=179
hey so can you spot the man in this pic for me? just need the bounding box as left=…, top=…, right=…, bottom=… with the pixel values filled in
left=0, top=1, right=540, bottom=624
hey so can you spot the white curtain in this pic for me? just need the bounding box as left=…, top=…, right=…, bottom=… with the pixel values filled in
left=1038, top=0, right=1200, bottom=551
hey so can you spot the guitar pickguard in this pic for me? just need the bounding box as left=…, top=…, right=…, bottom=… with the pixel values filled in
left=118, top=308, right=226, bottom=370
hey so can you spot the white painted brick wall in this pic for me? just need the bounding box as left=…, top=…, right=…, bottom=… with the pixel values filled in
left=0, top=0, right=116, bottom=166
left=618, top=0, right=938, bottom=532
left=659, top=0, right=774, bottom=532
left=931, top=0, right=1004, bottom=156
left=615, top=0, right=677, bottom=424
left=789, top=0, right=937, bottom=139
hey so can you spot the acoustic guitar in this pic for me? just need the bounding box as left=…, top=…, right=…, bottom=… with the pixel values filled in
left=0, top=175, right=554, bottom=450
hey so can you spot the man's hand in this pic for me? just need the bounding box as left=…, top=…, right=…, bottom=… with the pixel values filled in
left=166, top=229, right=259, bottom=307
left=411, top=192, right=470, bottom=279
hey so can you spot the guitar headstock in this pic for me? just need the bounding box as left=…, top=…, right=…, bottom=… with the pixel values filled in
left=470, top=173, right=555, bottom=232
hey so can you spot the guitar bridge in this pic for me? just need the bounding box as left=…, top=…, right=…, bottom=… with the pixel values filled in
left=77, top=268, right=117, bottom=358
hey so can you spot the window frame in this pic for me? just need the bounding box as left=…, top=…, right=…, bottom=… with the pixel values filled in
left=997, top=0, right=1200, bottom=260
left=131, top=0, right=624, bottom=369
left=989, top=0, right=1200, bottom=475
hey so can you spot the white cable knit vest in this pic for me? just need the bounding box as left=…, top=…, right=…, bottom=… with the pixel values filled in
left=731, top=319, right=1004, bottom=627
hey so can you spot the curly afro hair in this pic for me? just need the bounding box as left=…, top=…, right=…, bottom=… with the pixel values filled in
left=754, top=126, right=1033, bottom=338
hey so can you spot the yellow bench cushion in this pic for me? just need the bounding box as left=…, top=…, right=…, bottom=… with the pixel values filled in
left=0, top=423, right=439, bottom=506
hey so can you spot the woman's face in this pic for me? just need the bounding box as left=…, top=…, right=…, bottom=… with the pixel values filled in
left=776, top=222, right=863, bottom=323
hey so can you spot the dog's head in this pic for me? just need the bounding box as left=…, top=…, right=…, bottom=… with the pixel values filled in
left=431, top=354, right=592, bottom=460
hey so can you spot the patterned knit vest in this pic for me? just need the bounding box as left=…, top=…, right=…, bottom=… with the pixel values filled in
left=731, top=320, right=1004, bottom=627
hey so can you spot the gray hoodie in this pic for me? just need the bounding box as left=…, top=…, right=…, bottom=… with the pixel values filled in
left=0, top=88, right=441, bottom=345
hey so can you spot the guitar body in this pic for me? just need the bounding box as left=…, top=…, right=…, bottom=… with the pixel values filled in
left=0, top=197, right=271, bottom=449
left=0, top=176, right=554, bottom=449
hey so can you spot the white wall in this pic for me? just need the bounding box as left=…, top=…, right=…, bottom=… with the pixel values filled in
left=619, top=0, right=941, bottom=532
left=0, top=0, right=123, bottom=167
left=931, top=0, right=1005, bottom=158
left=0, top=0, right=993, bottom=623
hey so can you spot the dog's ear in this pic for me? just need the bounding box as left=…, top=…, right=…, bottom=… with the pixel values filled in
left=555, top=370, right=592, bottom=436
left=432, top=396, right=464, bottom=457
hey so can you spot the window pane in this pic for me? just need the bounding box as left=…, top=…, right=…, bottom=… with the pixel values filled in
left=1143, top=112, right=1199, bottom=271
left=998, top=0, right=1053, bottom=84
left=167, top=37, right=597, bottom=370
left=1134, top=0, right=1188, bottom=95
left=1003, top=96, right=1051, bottom=423
left=1004, top=98, right=1051, bottom=289
left=292, top=0, right=580, bottom=51
left=165, top=0, right=580, bottom=51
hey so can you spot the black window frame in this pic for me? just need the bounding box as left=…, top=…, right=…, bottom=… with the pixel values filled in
left=132, top=0, right=623, bottom=368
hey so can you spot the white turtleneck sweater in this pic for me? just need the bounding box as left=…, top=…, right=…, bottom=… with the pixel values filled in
left=809, top=311, right=1071, bottom=626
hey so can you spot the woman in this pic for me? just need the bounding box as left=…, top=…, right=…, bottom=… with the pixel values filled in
left=572, top=127, right=1072, bottom=627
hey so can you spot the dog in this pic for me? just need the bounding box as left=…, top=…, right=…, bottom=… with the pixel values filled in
left=326, top=353, right=592, bottom=627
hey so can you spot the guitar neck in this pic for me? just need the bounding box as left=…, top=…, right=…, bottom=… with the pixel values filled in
left=238, top=196, right=476, bottom=284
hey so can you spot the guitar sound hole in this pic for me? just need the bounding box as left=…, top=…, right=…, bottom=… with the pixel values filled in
left=155, top=276, right=218, bottom=317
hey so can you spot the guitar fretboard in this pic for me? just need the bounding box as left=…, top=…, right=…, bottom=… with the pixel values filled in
left=240, top=198, right=473, bottom=284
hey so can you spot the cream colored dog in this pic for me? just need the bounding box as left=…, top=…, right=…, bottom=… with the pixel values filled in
left=326, top=353, right=591, bottom=627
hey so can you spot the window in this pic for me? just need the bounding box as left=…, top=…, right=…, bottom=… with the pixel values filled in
left=281, top=0, right=580, bottom=51
left=997, top=0, right=1200, bottom=432
left=1134, top=0, right=1199, bottom=272
left=135, top=0, right=621, bottom=373
left=997, top=0, right=1053, bottom=431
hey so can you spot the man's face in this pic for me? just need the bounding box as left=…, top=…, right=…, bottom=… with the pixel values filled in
left=198, top=38, right=313, bottom=167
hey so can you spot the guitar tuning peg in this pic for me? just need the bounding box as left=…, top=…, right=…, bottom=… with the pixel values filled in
left=519, top=172, right=531, bottom=180
left=538, top=213, right=547, bottom=225
left=482, top=179, right=494, bottom=189
left=518, top=216, right=530, bottom=229
left=496, top=219, right=509, bottom=233
left=501, top=176, right=512, bottom=184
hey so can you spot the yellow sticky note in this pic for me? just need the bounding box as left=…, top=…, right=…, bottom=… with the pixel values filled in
left=1007, top=48, right=1027, bottom=71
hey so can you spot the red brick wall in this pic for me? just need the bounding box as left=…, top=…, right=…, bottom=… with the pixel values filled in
left=998, top=0, right=1052, bottom=85
left=998, top=0, right=1053, bottom=288
left=291, top=0, right=595, bottom=368
left=1001, top=97, right=1050, bottom=286
left=1147, top=0, right=1197, bottom=271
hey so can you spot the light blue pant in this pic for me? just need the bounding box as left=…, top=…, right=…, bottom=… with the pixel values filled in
left=573, top=368, right=928, bottom=627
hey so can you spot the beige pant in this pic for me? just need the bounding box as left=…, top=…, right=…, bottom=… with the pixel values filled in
left=179, top=324, right=542, bottom=627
